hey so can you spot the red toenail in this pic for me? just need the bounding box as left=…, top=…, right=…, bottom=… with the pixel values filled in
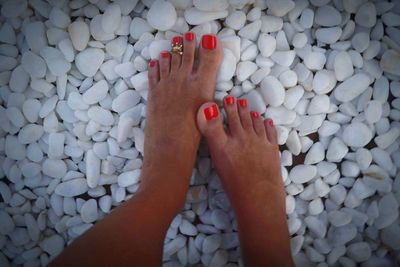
left=204, top=106, right=214, bottom=121
left=268, top=119, right=274, bottom=127
left=149, top=60, right=157, bottom=67
left=225, top=96, right=234, bottom=105
left=212, top=104, right=219, bottom=118
left=172, top=36, right=183, bottom=45
left=202, top=34, right=216, bottom=50
left=238, top=99, right=247, bottom=108
left=161, top=51, right=169, bottom=58
left=185, top=32, right=194, bottom=41
left=251, top=111, right=259, bottom=118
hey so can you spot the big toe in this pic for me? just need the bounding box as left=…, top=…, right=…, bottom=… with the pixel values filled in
left=197, top=34, right=223, bottom=81
left=197, top=102, right=227, bottom=149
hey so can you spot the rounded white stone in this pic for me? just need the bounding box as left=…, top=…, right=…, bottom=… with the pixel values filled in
left=342, top=122, right=373, bottom=147
left=260, top=76, right=285, bottom=107
left=147, top=0, right=177, bottom=31
left=75, top=48, right=105, bottom=77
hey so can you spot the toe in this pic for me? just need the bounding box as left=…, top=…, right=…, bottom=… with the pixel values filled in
left=170, top=36, right=183, bottom=72
left=223, top=95, right=242, bottom=135
left=237, top=98, right=253, bottom=131
left=197, top=34, right=223, bottom=81
left=181, top=32, right=196, bottom=72
left=250, top=111, right=266, bottom=137
left=159, top=51, right=170, bottom=78
left=264, top=119, right=278, bottom=145
left=148, top=60, right=159, bottom=88
left=197, top=102, right=227, bottom=150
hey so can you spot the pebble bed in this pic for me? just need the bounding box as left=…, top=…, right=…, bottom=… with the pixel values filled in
left=0, top=0, right=400, bottom=266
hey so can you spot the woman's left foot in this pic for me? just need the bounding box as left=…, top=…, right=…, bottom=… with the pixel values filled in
left=140, top=32, right=223, bottom=194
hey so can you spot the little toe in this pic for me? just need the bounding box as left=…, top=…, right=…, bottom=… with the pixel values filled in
left=250, top=111, right=266, bottom=137
left=170, top=36, right=183, bottom=72
left=197, top=102, right=227, bottom=150
left=148, top=59, right=159, bottom=89
left=181, top=32, right=196, bottom=72
left=197, top=34, right=223, bottom=81
left=237, top=98, right=253, bottom=131
left=159, top=51, right=170, bottom=78
left=264, top=119, right=278, bottom=145
left=223, top=95, right=242, bottom=135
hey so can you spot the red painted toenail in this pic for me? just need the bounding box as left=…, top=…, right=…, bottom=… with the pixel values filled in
left=202, top=34, right=216, bottom=50
left=225, top=96, right=234, bottom=105
left=251, top=111, right=259, bottom=118
left=172, top=36, right=183, bottom=45
left=185, top=32, right=194, bottom=41
left=268, top=119, right=274, bottom=127
left=204, top=106, right=214, bottom=121
left=238, top=99, right=248, bottom=108
left=149, top=60, right=157, bottom=67
left=212, top=104, right=219, bottom=118
left=161, top=51, right=169, bottom=58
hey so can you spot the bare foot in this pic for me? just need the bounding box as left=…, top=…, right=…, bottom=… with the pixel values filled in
left=196, top=96, right=293, bottom=266
left=140, top=32, right=223, bottom=199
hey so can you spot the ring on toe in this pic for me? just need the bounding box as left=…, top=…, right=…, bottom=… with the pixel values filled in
left=171, top=36, right=183, bottom=55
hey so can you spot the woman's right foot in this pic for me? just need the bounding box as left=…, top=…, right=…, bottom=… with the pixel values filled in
left=196, top=96, right=294, bottom=267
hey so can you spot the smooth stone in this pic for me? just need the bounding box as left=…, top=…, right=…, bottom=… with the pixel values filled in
left=351, top=32, right=370, bottom=52
left=315, top=27, right=342, bottom=44
left=9, top=66, right=29, bottom=93
left=5, top=135, right=26, bottom=160
left=39, top=235, right=64, bottom=257
left=238, top=20, right=261, bottom=41
left=55, top=178, right=89, bottom=197
left=374, top=128, right=400, bottom=149
left=68, top=21, right=90, bottom=51
left=193, top=0, right=228, bottom=11
left=365, top=100, right=382, bottom=124
left=112, top=90, right=141, bottom=113
left=184, top=7, right=228, bottom=25
left=225, top=11, right=246, bottom=30
left=1, top=0, right=27, bottom=18
left=334, top=73, right=371, bottom=102
left=326, top=137, right=349, bottom=162
left=0, top=22, right=16, bottom=44
left=266, top=0, right=295, bottom=17
left=102, top=4, right=121, bottom=33
left=380, top=50, right=400, bottom=76
left=257, top=33, right=276, bottom=57
left=315, top=5, right=342, bottom=26
left=304, top=51, right=326, bottom=70
left=355, top=2, right=376, bottom=28
left=75, top=48, right=105, bottom=77
left=289, top=165, right=317, bottom=184
left=130, top=17, right=153, bottom=39
left=307, top=95, right=330, bottom=115
left=18, top=124, right=44, bottom=144
left=0, top=210, right=15, bottom=235
left=202, top=234, right=222, bottom=254
left=147, top=0, right=177, bottom=31
left=22, top=99, right=41, bottom=123
left=67, top=92, right=89, bottom=110
left=105, top=37, right=128, bottom=58
left=90, top=15, right=115, bottom=41
left=117, top=169, right=141, bottom=187
left=48, top=132, right=65, bottom=158
left=49, top=7, right=71, bottom=29
left=86, top=150, right=100, bottom=189
left=80, top=199, right=98, bottom=223
left=24, top=22, right=47, bottom=53
left=40, top=46, right=71, bottom=76
left=334, top=51, right=353, bottom=81
left=217, top=49, right=236, bottom=82
left=244, top=90, right=266, bottom=114
left=114, top=62, right=136, bottom=78
left=304, top=142, right=325, bottom=165
left=149, top=39, right=171, bottom=59
left=236, top=61, right=257, bottom=82
left=82, top=80, right=109, bottom=105
left=88, top=106, right=114, bottom=126
left=313, top=70, right=337, bottom=94
left=347, top=242, right=371, bottom=262
left=342, top=122, right=372, bottom=147
left=260, top=76, right=285, bottom=107
left=318, top=121, right=340, bottom=137
left=271, top=50, right=296, bottom=67
left=374, top=193, right=399, bottom=229
left=305, top=216, right=326, bottom=238
left=284, top=85, right=304, bottom=110
left=300, top=8, right=314, bottom=29
left=179, top=219, right=198, bottom=236
left=21, top=51, right=46, bottom=78
left=42, top=159, right=67, bottom=179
